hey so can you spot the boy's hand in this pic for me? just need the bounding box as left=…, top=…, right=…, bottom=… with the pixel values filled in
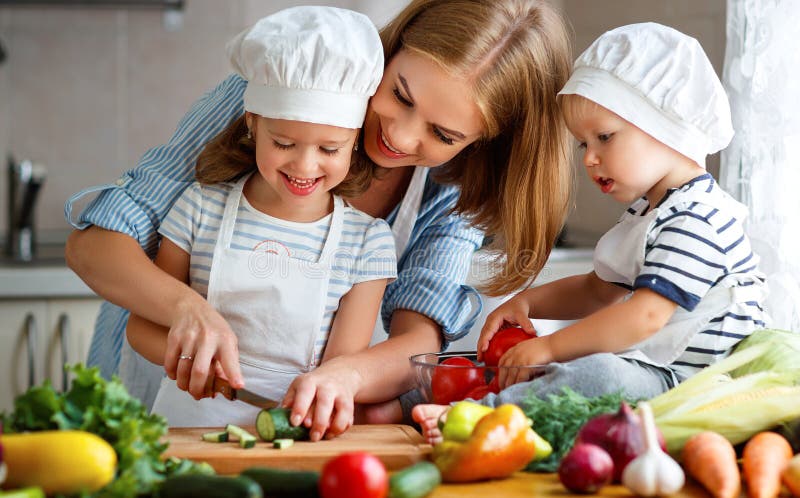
left=497, top=336, right=554, bottom=388
left=477, top=294, right=535, bottom=362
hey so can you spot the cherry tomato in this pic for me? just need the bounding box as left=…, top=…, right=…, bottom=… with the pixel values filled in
left=319, top=452, right=388, bottom=498
left=431, top=356, right=486, bottom=404
left=483, top=326, right=536, bottom=367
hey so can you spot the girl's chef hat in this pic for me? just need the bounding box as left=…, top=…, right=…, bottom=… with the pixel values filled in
left=227, top=6, right=383, bottom=129
left=558, top=22, right=734, bottom=167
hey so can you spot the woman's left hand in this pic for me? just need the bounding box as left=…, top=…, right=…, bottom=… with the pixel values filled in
left=281, top=357, right=363, bottom=441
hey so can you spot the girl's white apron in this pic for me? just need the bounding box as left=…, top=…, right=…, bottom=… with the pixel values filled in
left=153, top=175, right=343, bottom=426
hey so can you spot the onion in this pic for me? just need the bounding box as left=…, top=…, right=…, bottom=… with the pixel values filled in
left=575, top=401, right=666, bottom=482
left=558, top=443, right=613, bottom=493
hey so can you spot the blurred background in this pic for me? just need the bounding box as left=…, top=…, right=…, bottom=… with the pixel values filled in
left=0, top=0, right=727, bottom=246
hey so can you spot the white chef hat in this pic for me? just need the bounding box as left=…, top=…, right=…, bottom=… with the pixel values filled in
left=227, top=6, right=384, bottom=129
left=558, top=22, right=733, bottom=167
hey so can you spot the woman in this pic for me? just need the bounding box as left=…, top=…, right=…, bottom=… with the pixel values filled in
left=65, top=0, right=572, bottom=440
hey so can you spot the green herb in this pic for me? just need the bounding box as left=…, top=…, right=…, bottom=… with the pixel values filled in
left=519, top=386, right=635, bottom=472
left=1, top=364, right=214, bottom=497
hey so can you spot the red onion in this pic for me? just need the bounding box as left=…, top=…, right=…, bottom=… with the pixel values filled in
left=558, top=443, right=613, bottom=493
left=575, top=401, right=666, bottom=482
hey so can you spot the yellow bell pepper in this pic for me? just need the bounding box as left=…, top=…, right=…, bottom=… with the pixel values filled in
left=432, top=404, right=538, bottom=482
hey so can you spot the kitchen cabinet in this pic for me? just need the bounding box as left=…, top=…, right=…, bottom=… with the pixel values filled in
left=0, top=297, right=102, bottom=412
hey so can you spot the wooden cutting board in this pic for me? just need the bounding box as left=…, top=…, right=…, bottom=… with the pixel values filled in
left=162, top=424, right=431, bottom=474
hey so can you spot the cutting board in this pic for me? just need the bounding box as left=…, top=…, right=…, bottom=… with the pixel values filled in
left=162, top=424, right=432, bottom=474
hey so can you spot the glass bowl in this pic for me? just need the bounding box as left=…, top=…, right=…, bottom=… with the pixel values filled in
left=410, top=351, right=546, bottom=404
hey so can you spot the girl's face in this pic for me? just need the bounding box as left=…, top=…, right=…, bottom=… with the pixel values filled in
left=363, top=49, right=486, bottom=168
left=246, top=114, right=357, bottom=220
left=564, top=98, right=700, bottom=206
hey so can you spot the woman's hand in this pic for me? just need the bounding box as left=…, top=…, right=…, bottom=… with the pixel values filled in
left=164, top=294, right=244, bottom=399
left=477, top=292, right=535, bottom=362
left=281, top=357, right=363, bottom=441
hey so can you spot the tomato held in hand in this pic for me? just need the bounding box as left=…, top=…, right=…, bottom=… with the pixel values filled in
left=319, top=452, right=388, bottom=498
left=431, top=357, right=486, bottom=404
left=483, top=326, right=536, bottom=367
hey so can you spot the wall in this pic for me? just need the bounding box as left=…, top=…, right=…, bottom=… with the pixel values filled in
left=0, top=0, right=725, bottom=243
left=0, top=0, right=408, bottom=240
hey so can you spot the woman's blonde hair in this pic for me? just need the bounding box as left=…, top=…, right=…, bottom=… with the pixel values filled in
left=195, top=116, right=374, bottom=197
left=380, top=0, right=574, bottom=296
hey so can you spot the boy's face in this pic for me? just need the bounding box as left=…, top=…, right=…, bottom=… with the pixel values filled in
left=563, top=96, right=697, bottom=206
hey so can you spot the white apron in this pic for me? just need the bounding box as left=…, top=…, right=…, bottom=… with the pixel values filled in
left=593, top=188, right=764, bottom=367
left=152, top=175, right=343, bottom=427
left=370, top=167, right=428, bottom=342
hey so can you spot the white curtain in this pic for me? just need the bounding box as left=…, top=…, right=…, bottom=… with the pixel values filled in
left=721, top=0, right=800, bottom=331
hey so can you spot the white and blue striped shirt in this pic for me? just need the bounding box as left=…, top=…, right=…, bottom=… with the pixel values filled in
left=160, top=181, right=397, bottom=364
left=627, top=174, right=767, bottom=379
left=65, top=74, right=484, bottom=382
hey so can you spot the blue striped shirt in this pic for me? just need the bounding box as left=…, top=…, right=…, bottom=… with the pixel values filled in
left=65, top=73, right=484, bottom=383
left=625, top=174, right=767, bottom=379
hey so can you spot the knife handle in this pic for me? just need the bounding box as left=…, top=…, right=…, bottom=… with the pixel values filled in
left=212, top=377, right=235, bottom=401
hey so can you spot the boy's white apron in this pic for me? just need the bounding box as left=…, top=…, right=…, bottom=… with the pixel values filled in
left=593, top=187, right=765, bottom=368
left=152, top=175, right=343, bottom=427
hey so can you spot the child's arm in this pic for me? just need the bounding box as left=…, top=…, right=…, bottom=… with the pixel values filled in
left=288, top=277, right=389, bottom=439
left=126, top=238, right=191, bottom=366
left=498, top=287, right=677, bottom=386
left=478, top=271, right=628, bottom=359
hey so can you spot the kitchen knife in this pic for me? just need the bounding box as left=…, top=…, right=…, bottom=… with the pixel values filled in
left=212, top=378, right=280, bottom=410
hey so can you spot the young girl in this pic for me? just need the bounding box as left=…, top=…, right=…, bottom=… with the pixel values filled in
left=414, top=22, right=767, bottom=441
left=126, top=6, right=395, bottom=427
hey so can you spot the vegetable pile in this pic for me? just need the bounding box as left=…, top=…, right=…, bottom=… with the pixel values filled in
left=518, top=387, right=635, bottom=472
left=0, top=364, right=212, bottom=497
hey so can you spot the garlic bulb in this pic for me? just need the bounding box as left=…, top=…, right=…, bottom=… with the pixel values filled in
left=622, top=402, right=685, bottom=496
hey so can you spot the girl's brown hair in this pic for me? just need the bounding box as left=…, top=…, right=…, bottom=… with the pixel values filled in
left=380, top=0, right=574, bottom=296
left=195, top=116, right=375, bottom=198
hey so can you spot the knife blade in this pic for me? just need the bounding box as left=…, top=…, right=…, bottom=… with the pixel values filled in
left=212, top=378, right=280, bottom=410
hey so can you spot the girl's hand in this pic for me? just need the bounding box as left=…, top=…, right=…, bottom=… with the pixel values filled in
left=496, top=336, right=554, bottom=388
left=164, top=295, right=244, bottom=399
left=281, top=358, right=361, bottom=441
left=476, top=294, right=535, bottom=361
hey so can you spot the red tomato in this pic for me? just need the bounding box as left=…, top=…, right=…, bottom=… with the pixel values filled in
left=319, top=452, right=388, bottom=498
left=431, top=356, right=486, bottom=404
left=483, top=326, right=536, bottom=367
left=464, top=383, right=490, bottom=400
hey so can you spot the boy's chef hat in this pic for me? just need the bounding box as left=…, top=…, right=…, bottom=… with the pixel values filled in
left=558, top=22, right=733, bottom=166
left=227, top=6, right=383, bottom=129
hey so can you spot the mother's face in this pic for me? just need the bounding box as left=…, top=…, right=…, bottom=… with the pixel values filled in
left=363, top=49, right=486, bottom=169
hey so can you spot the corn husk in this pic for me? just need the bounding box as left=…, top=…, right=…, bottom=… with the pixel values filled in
left=649, top=335, right=800, bottom=456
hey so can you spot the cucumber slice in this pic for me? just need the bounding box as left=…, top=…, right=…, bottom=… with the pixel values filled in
left=273, top=438, right=294, bottom=449
left=202, top=430, right=230, bottom=443
left=225, top=424, right=257, bottom=449
left=255, top=408, right=310, bottom=442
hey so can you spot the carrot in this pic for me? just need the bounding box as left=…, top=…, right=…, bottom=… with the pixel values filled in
left=742, top=431, right=793, bottom=498
left=681, top=431, right=741, bottom=498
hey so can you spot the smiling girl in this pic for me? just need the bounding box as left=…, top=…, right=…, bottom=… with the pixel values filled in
left=124, top=7, right=397, bottom=427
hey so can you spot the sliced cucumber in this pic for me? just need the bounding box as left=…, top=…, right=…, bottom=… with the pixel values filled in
left=273, top=438, right=294, bottom=449
left=225, top=424, right=257, bottom=449
left=240, top=467, right=320, bottom=498
left=202, top=430, right=230, bottom=443
left=255, top=408, right=309, bottom=442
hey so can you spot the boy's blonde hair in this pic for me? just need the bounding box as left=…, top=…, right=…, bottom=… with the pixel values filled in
left=380, top=0, right=574, bottom=295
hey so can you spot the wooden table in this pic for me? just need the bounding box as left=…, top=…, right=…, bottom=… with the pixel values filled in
left=428, top=473, right=712, bottom=497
